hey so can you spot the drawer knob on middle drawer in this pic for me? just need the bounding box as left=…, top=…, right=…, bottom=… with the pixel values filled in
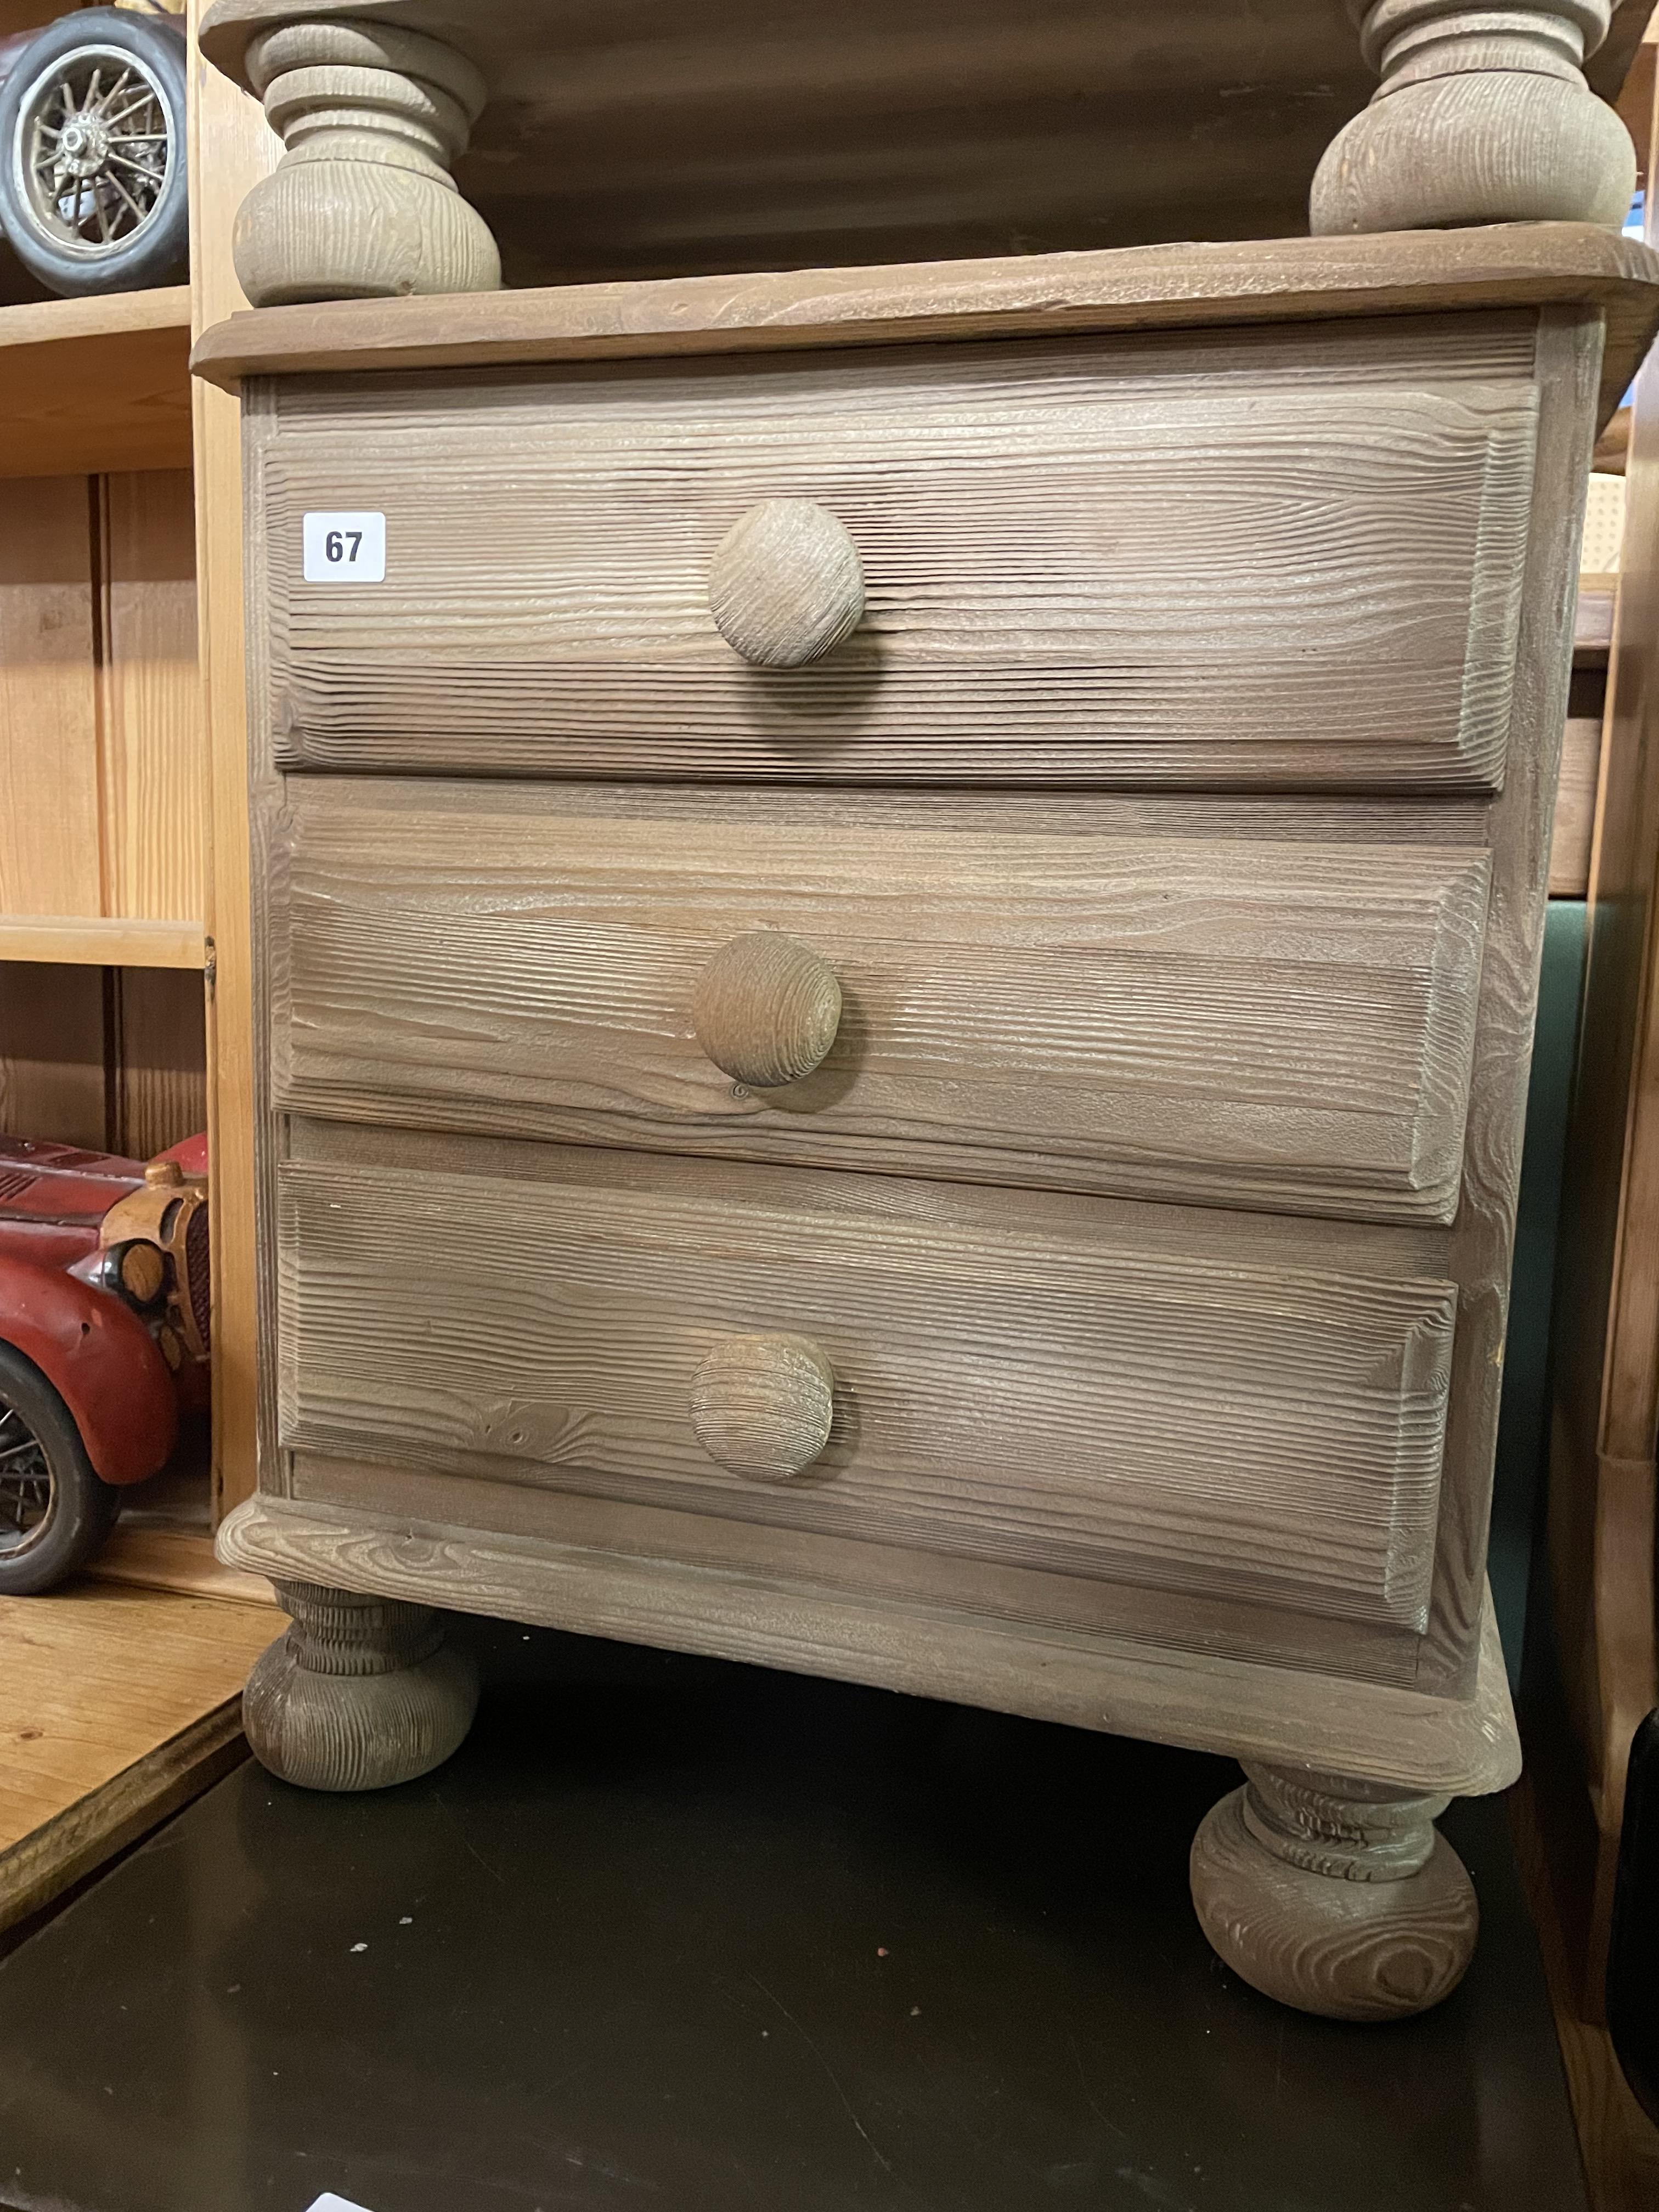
left=691, top=1333, right=837, bottom=1482
left=692, top=930, right=843, bottom=1089
left=708, top=499, right=866, bottom=667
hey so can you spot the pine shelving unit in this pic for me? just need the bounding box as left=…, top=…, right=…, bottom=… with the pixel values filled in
left=0, top=916, right=204, bottom=965
left=0, top=284, right=191, bottom=477
left=0, top=2, right=279, bottom=1949
left=0, top=13, right=213, bottom=1529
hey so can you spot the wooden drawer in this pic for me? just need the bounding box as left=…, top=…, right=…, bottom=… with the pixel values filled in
left=276, top=1130, right=1455, bottom=1640
left=248, top=314, right=1539, bottom=790
left=270, top=780, right=1492, bottom=1225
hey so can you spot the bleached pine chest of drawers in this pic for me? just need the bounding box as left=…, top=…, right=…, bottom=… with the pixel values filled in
left=195, top=216, right=1659, bottom=2019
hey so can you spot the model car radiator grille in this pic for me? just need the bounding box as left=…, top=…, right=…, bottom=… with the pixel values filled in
left=185, top=1204, right=211, bottom=1350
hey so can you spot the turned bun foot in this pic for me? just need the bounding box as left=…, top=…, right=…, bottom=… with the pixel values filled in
left=234, top=161, right=501, bottom=308
left=244, top=1578, right=479, bottom=1792
left=233, top=18, right=502, bottom=306
left=1313, top=0, right=1636, bottom=235
left=1190, top=1765, right=1479, bottom=2022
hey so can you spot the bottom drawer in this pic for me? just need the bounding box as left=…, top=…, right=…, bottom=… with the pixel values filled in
left=275, top=1130, right=1454, bottom=1639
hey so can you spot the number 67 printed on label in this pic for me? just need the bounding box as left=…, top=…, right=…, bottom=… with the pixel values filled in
left=302, top=511, right=387, bottom=583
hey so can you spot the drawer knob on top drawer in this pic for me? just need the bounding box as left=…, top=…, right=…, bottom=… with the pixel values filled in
left=691, top=1333, right=837, bottom=1482
left=708, top=500, right=866, bottom=668
left=692, top=931, right=843, bottom=1089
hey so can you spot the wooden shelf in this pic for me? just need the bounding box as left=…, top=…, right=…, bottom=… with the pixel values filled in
left=86, top=1523, right=275, bottom=1609
left=0, top=287, right=192, bottom=478
left=0, top=916, right=206, bottom=969
left=1576, top=574, right=1620, bottom=665
left=191, top=225, right=1659, bottom=435
left=0, top=1581, right=276, bottom=1938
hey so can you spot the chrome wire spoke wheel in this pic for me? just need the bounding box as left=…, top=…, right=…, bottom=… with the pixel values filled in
left=0, top=1402, right=55, bottom=1562
left=15, top=41, right=174, bottom=262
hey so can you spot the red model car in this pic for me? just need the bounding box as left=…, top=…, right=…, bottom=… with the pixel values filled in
left=0, top=1132, right=208, bottom=1595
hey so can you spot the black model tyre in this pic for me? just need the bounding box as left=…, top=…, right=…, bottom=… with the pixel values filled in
left=0, top=1341, right=122, bottom=1596
left=0, top=7, right=187, bottom=297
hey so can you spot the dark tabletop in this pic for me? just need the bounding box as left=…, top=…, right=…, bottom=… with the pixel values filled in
left=0, top=1619, right=1586, bottom=2212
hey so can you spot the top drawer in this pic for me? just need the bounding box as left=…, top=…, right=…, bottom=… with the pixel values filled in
left=248, top=314, right=1540, bottom=791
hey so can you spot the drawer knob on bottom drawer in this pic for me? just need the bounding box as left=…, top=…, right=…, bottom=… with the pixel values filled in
left=708, top=500, right=866, bottom=667
left=691, top=1333, right=837, bottom=1482
left=692, top=930, right=843, bottom=1088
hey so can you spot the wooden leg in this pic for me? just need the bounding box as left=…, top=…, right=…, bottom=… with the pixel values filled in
left=1190, top=1763, right=1479, bottom=2021
left=231, top=18, right=501, bottom=307
left=242, top=1578, right=479, bottom=1792
left=1312, top=1, right=1636, bottom=235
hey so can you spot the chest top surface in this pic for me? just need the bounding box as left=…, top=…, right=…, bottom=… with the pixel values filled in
left=194, top=223, right=1659, bottom=426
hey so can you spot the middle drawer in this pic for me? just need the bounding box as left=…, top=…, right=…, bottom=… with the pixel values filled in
left=269, top=780, right=1491, bottom=1226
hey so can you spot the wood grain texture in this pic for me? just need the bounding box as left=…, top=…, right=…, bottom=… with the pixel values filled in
left=0, top=287, right=191, bottom=479
left=0, top=477, right=99, bottom=921
left=708, top=500, right=866, bottom=669
left=0, top=1703, right=246, bottom=1939
left=193, top=3, right=1649, bottom=295
left=0, top=1581, right=277, bottom=1937
left=1313, top=2, right=1637, bottom=237
left=99, top=471, right=207, bottom=930
left=230, top=259, right=1599, bottom=1802
left=274, top=1135, right=1458, bottom=1635
left=0, top=917, right=205, bottom=967
left=250, top=319, right=1539, bottom=791
left=0, top=963, right=105, bottom=1148
left=235, top=302, right=1606, bottom=1726
left=1539, top=280, right=1645, bottom=1797
left=198, top=0, right=1393, bottom=285
left=190, top=224, right=1659, bottom=432
left=690, top=1333, right=837, bottom=1482
left=691, top=930, right=844, bottom=1092
left=268, top=779, right=1492, bottom=1224
left=84, top=1522, right=276, bottom=1605
left=189, top=0, right=282, bottom=1521
left=289, top=1438, right=1427, bottom=1688
left=1420, top=306, right=1605, bottom=1691
left=1542, top=91, right=1659, bottom=2003
left=216, top=1490, right=1523, bottom=1795
left=108, top=966, right=207, bottom=1159
left=241, top=1578, right=477, bottom=1790
left=1190, top=1781, right=1479, bottom=2021
left=1551, top=713, right=1605, bottom=894
left=1577, top=574, right=1618, bottom=661
left=233, top=19, right=500, bottom=308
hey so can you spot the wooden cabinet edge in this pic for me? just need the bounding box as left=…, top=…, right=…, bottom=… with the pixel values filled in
left=0, top=286, right=192, bottom=350
left=0, top=288, right=194, bottom=478
left=215, top=1494, right=1522, bottom=1797
left=84, top=1523, right=278, bottom=1606
left=187, top=227, right=1659, bottom=430
left=0, top=918, right=207, bottom=969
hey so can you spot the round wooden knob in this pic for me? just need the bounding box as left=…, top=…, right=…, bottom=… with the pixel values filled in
left=692, top=932, right=842, bottom=1090
left=691, top=1334, right=836, bottom=1482
left=708, top=500, right=865, bottom=668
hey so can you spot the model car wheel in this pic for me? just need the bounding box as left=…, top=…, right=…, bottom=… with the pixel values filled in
left=0, top=1342, right=121, bottom=1596
left=0, top=6, right=187, bottom=297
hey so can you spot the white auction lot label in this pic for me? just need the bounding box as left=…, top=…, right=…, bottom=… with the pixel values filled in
left=304, top=2196, right=375, bottom=2211
left=302, top=510, right=387, bottom=583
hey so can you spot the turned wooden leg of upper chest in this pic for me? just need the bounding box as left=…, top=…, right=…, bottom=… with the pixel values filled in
left=243, top=1579, right=480, bottom=1792
left=1313, top=0, right=1637, bottom=233
left=228, top=15, right=503, bottom=307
